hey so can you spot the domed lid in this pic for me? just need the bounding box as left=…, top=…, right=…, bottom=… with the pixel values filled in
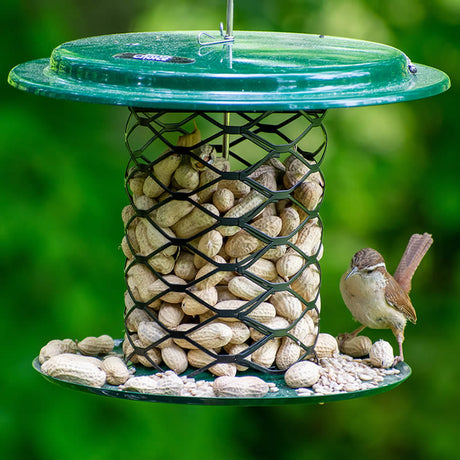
left=8, top=31, right=450, bottom=110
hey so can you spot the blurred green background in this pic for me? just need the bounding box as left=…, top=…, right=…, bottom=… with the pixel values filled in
left=1, top=1, right=459, bottom=459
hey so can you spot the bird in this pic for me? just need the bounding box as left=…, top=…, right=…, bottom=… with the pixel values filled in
left=339, top=233, right=433, bottom=363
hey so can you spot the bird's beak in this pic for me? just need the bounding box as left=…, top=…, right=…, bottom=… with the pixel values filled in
left=345, top=266, right=359, bottom=280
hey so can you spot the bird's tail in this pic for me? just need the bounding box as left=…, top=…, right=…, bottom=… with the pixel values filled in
left=393, top=233, right=433, bottom=294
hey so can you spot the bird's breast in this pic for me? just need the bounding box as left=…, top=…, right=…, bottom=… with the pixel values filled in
left=340, top=270, right=406, bottom=330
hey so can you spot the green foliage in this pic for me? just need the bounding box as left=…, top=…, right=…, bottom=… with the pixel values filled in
left=1, top=1, right=459, bottom=459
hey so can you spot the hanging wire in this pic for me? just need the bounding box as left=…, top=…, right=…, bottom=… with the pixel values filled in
left=198, top=0, right=235, bottom=46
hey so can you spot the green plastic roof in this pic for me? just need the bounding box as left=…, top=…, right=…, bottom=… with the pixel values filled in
left=8, top=31, right=450, bottom=110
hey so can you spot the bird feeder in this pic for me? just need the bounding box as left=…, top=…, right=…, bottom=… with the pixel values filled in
left=9, top=1, right=449, bottom=405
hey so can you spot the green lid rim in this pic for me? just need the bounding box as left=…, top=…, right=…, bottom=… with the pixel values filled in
left=7, top=31, right=451, bottom=110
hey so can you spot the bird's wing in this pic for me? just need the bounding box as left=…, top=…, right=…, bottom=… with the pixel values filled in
left=393, top=233, right=433, bottom=294
left=385, top=275, right=417, bottom=324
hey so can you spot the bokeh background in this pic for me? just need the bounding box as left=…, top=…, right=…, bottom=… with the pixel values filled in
left=1, top=1, right=459, bottom=459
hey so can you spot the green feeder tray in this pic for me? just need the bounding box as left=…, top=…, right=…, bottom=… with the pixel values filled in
left=33, top=340, right=412, bottom=406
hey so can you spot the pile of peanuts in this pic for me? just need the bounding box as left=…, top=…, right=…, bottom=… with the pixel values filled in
left=37, top=334, right=398, bottom=397
left=121, top=126, right=326, bottom=377
left=38, top=335, right=278, bottom=397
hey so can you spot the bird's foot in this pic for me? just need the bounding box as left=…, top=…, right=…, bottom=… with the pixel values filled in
left=337, top=332, right=355, bottom=347
left=393, top=355, right=404, bottom=366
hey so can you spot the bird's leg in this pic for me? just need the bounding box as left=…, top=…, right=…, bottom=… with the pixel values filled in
left=350, top=325, right=366, bottom=337
left=392, top=328, right=405, bottom=364
left=337, top=325, right=366, bottom=345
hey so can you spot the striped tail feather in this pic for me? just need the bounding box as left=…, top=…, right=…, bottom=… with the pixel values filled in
left=393, top=233, right=433, bottom=294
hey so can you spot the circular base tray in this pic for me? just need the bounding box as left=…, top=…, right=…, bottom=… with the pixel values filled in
left=33, top=342, right=411, bottom=406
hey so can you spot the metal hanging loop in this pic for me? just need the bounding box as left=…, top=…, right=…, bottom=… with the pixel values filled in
left=198, top=0, right=234, bottom=46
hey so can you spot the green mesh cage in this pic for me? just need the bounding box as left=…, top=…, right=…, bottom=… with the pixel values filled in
left=122, top=109, right=326, bottom=377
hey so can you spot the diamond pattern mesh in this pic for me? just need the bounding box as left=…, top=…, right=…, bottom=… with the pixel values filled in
left=122, top=108, right=327, bottom=376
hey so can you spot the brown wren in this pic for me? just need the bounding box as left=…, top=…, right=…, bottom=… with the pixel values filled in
left=339, top=233, right=433, bottom=363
